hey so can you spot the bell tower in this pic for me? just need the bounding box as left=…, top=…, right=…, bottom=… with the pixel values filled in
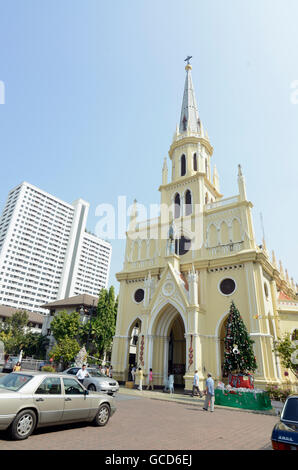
left=159, top=59, right=222, bottom=228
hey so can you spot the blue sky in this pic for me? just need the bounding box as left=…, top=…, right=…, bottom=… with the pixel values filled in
left=0, top=0, right=298, bottom=292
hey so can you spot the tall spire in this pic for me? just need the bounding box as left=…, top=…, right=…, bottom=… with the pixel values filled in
left=179, top=58, right=201, bottom=135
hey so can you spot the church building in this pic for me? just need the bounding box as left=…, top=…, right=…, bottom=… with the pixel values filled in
left=111, top=61, right=298, bottom=392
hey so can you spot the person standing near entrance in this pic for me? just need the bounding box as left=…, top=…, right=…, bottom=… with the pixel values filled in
left=168, top=372, right=174, bottom=395
left=131, top=365, right=136, bottom=383
left=137, top=367, right=144, bottom=391
left=147, top=368, right=154, bottom=390
left=203, top=373, right=215, bottom=412
left=191, top=370, right=203, bottom=398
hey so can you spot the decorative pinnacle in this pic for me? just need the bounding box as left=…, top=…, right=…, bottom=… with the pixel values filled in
left=184, top=55, right=192, bottom=70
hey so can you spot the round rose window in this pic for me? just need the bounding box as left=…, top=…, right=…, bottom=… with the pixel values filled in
left=134, top=289, right=144, bottom=303
left=219, top=278, right=236, bottom=296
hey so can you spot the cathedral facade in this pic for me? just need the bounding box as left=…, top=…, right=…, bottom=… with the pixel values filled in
left=111, top=62, right=298, bottom=391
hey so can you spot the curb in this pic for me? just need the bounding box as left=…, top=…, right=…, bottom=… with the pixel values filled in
left=118, top=386, right=277, bottom=417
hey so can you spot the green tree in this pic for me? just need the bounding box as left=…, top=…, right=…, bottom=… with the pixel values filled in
left=49, top=337, right=81, bottom=370
left=50, top=310, right=81, bottom=342
left=22, top=332, right=49, bottom=359
left=273, top=333, right=298, bottom=380
left=0, top=311, right=29, bottom=355
left=88, top=287, right=118, bottom=357
left=223, top=301, right=257, bottom=376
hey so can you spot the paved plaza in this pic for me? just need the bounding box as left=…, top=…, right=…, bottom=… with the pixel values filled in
left=0, top=386, right=279, bottom=450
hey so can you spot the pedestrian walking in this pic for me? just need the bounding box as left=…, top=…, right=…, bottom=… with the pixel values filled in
left=106, top=365, right=110, bottom=377
left=191, top=370, right=203, bottom=397
left=147, top=368, right=154, bottom=390
left=203, top=373, right=215, bottom=412
left=137, top=367, right=144, bottom=391
left=168, top=373, right=174, bottom=395
left=76, top=364, right=90, bottom=385
left=109, top=365, right=113, bottom=378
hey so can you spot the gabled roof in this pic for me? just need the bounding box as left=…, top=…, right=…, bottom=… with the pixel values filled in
left=0, top=305, right=44, bottom=324
left=41, top=294, right=98, bottom=310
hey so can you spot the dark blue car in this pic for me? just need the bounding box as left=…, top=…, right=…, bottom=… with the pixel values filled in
left=271, top=395, right=298, bottom=450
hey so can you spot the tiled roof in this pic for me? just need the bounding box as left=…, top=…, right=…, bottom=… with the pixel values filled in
left=0, top=305, right=44, bottom=324
left=278, top=291, right=293, bottom=301
left=40, top=294, right=98, bottom=309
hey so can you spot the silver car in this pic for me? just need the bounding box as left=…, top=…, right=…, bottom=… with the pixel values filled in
left=63, top=367, right=119, bottom=395
left=2, top=356, right=19, bottom=373
left=0, top=371, right=116, bottom=440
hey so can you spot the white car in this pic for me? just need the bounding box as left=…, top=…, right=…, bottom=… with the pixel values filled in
left=63, top=367, right=119, bottom=395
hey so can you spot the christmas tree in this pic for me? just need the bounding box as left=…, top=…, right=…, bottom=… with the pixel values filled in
left=223, top=301, right=257, bottom=376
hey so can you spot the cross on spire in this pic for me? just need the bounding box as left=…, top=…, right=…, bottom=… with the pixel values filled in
left=184, top=55, right=192, bottom=65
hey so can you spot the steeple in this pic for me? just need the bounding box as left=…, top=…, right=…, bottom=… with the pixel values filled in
left=179, top=59, right=201, bottom=136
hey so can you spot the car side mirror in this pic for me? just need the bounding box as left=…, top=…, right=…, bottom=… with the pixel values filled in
left=84, top=389, right=89, bottom=395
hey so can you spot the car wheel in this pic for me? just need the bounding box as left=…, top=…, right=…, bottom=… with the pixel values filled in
left=88, top=384, right=96, bottom=391
left=10, top=409, right=36, bottom=440
left=93, top=403, right=110, bottom=427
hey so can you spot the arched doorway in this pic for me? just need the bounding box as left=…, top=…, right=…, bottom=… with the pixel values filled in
left=150, top=303, right=186, bottom=388
left=127, top=318, right=141, bottom=380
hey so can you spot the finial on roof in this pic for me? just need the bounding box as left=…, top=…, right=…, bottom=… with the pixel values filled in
left=184, top=55, right=193, bottom=70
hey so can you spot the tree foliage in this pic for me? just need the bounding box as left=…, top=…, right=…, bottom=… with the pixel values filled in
left=50, top=310, right=81, bottom=342
left=0, top=311, right=48, bottom=359
left=0, top=311, right=29, bottom=355
left=22, top=332, right=49, bottom=359
left=49, top=337, right=81, bottom=370
left=273, top=333, right=298, bottom=380
left=87, top=287, right=118, bottom=357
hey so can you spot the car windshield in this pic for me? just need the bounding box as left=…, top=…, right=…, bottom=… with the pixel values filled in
left=282, top=397, right=298, bottom=422
left=7, top=357, right=18, bottom=363
left=0, top=373, right=33, bottom=391
left=87, top=369, right=106, bottom=378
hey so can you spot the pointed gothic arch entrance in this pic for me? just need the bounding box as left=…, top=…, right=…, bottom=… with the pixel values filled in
left=126, top=318, right=142, bottom=380
left=150, top=303, right=186, bottom=388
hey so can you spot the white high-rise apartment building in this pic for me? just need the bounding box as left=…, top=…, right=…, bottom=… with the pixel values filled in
left=0, top=182, right=111, bottom=314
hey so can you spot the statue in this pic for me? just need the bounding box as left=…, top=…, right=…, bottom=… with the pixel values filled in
left=74, top=346, right=88, bottom=367
left=167, top=223, right=175, bottom=255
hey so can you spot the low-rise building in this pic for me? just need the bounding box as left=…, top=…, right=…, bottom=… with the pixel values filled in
left=41, top=294, right=99, bottom=351
left=0, top=304, right=44, bottom=333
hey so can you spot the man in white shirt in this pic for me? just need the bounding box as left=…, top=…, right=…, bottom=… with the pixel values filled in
left=203, top=373, right=215, bottom=412
left=76, top=364, right=90, bottom=384
left=191, top=370, right=203, bottom=398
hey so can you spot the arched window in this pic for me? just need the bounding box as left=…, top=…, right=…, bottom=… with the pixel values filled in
left=175, top=235, right=191, bottom=256
left=174, top=193, right=181, bottom=218
left=181, top=154, right=186, bottom=176
left=193, top=153, right=197, bottom=171
left=185, top=190, right=192, bottom=216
